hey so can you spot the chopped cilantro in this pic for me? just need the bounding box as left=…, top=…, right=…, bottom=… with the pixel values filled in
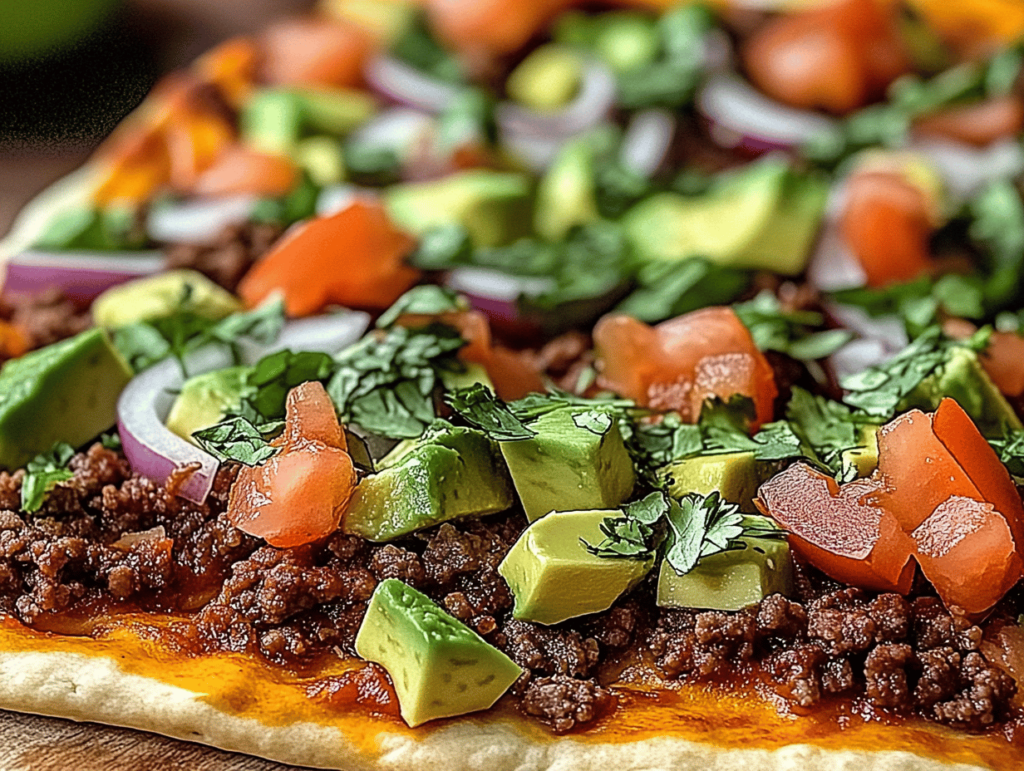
left=193, top=417, right=282, bottom=466
left=991, top=430, right=1024, bottom=480
left=733, top=291, right=851, bottom=363
left=616, top=258, right=751, bottom=323
left=376, top=286, right=467, bottom=329
left=21, top=442, right=76, bottom=513
left=573, top=410, right=614, bottom=435
left=444, top=384, right=536, bottom=441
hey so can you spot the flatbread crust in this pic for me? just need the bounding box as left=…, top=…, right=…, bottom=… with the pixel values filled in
left=0, top=645, right=992, bottom=771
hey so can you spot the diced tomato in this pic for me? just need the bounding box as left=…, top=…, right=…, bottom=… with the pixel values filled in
left=193, top=37, right=260, bottom=108
left=259, top=16, right=373, bottom=88
left=757, top=399, right=1024, bottom=617
left=755, top=463, right=915, bottom=594
left=943, top=319, right=1024, bottom=399
left=914, top=96, right=1024, bottom=148
left=593, top=307, right=778, bottom=429
left=742, top=0, right=910, bottom=114
left=228, top=381, right=357, bottom=548
left=0, top=322, right=29, bottom=360
left=238, top=200, right=420, bottom=316
left=424, top=0, right=573, bottom=59
left=839, top=170, right=934, bottom=287
left=189, top=145, right=298, bottom=199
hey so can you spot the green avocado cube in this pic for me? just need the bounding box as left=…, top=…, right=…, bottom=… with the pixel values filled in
left=92, top=269, right=242, bottom=328
left=343, top=425, right=513, bottom=541
left=498, top=508, right=653, bottom=625
left=658, top=451, right=760, bottom=509
left=901, top=346, right=1022, bottom=438
left=0, top=328, right=133, bottom=469
left=355, top=579, right=522, bottom=727
left=534, top=137, right=599, bottom=242
left=499, top=406, right=635, bottom=523
left=385, top=170, right=532, bottom=247
left=840, top=424, right=880, bottom=479
left=165, top=366, right=248, bottom=443
left=656, top=528, right=794, bottom=612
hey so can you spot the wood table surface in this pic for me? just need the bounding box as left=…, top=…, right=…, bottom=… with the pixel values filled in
left=0, top=710, right=318, bottom=771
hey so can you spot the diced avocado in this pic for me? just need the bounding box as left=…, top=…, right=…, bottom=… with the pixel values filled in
left=32, top=204, right=145, bottom=252
left=506, top=44, right=583, bottom=111
left=901, top=346, right=1023, bottom=437
left=165, top=366, right=248, bottom=443
left=344, top=424, right=514, bottom=541
left=92, top=269, right=243, bottom=328
left=623, top=159, right=827, bottom=275
left=592, top=12, right=660, bottom=73
left=499, top=406, right=635, bottom=523
left=295, top=136, right=346, bottom=187
left=659, top=451, right=760, bottom=509
left=297, top=87, right=376, bottom=136
left=0, top=328, right=133, bottom=469
left=498, top=508, right=654, bottom=625
left=355, top=579, right=522, bottom=727
left=439, top=362, right=494, bottom=392
left=657, top=521, right=794, bottom=612
left=385, top=170, right=532, bottom=247
left=321, top=0, right=416, bottom=45
left=241, top=89, right=305, bottom=156
left=840, top=424, right=880, bottom=479
left=534, top=138, right=599, bottom=242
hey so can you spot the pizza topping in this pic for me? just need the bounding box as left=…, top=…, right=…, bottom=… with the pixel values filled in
left=227, top=380, right=357, bottom=548
left=594, top=306, right=778, bottom=429
left=237, top=199, right=420, bottom=316
left=354, top=578, right=523, bottom=727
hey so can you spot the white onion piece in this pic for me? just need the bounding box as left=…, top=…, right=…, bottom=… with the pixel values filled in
left=4, top=250, right=164, bottom=303
left=828, top=337, right=896, bottom=382
left=364, top=55, right=461, bottom=114
left=619, top=109, right=676, bottom=178
left=825, top=302, right=908, bottom=350
left=118, top=345, right=234, bottom=505
left=496, top=60, right=617, bottom=140
left=806, top=223, right=866, bottom=292
left=315, top=185, right=378, bottom=217
left=349, top=107, right=434, bottom=156
left=147, top=195, right=257, bottom=244
left=501, top=131, right=563, bottom=172
left=908, top=137, right=1024, bottom=201
left=118, top=311, right=371, bottom=505
left=446, top=267, right=553, bottom=324
left=698, top=74, right=839, bottom=153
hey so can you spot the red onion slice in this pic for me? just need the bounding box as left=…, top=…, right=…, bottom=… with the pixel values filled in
left=619, top=109, right=676, bottom=178
left=147, top=195, right=257, bottom=244
left=118, top=310, right=371, bottom=505
left=364, top=55, right=461, bottom=114
left=446, top=266, right=553, bottom=326
left=496, top=60, right=616, bottom=141
left=698, top=74, right=839, bottom=154
left=4, top=250, right=164, bottom=303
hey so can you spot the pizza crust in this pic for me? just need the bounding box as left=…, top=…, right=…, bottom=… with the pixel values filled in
left=0, top=648, right=991, bottom=771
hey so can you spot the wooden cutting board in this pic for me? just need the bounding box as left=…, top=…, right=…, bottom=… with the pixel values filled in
left=0, top=710, right=316, bottom=771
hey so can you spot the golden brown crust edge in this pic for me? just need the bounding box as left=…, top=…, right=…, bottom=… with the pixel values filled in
left=0, top=648, right=992, bottom=771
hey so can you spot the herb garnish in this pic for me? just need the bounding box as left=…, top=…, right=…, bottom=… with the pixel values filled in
left=582, top=491, right=785, bottom=576
left=21, top=442, right=76, bottom=513
left=443, top=383, right=536, bottom=441
left=194, top=417, right=282, bottom=466
left=733, top=291, right=852, bottom=364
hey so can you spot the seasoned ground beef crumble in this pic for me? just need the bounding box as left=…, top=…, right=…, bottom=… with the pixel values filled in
left=0, top=442, right=1020, bottom=736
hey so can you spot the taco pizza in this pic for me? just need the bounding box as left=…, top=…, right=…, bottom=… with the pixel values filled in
left=3, top=0, right=1024, bottom=769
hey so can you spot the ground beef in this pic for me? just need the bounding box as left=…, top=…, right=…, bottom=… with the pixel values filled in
left=503, top=618, right=601, bottom=679
left=0, top=288, right=92, bottom=363
left=519, top=674, right=615, bottom=733
left=163, top=221, right=283, bottom=292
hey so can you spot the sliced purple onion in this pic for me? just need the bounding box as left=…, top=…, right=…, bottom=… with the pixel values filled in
left=698, top=74, right=839, bottom=154
left=908, top=137, right=1024, bottom=201
left=147, top=195, right=257, bottom=244
left=118, top=311, right=371, bottom=505
left=4, top=250, right=164, bottom=303
left=619, top=109, right=676, bottom=178
left=446, top=267, right=553, bottom=326
left=496, top=60, right=616, bottom=141
left=364, top=55, right=461, bottom=114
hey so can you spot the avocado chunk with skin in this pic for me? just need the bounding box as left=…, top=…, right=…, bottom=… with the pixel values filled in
left=0, top=328, right=133, bottom=469
left=499, top=508, right=654, bottom=625
left=344, top=424, right=514, bottom=541
left=657, top=521, right=794, bottom=612
left=92, top=269, right=242, bottom=328
left=165, top=366, right=248, bottom=444
left=623, top=159, right=827, bottom=275
left=355, top=579, right=522, bottom=727
left=499, top=406, right=635, bottom=523
left=385, top=170, right=532, bottom=247
left=659, top=450, right=761, bottom=509
left=901, top=346, right=1022, bottom=437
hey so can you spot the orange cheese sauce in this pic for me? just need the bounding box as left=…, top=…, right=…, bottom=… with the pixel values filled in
left=0, top=614, right=1021, bottom=769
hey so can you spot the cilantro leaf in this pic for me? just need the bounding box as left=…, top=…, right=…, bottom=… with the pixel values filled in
left=21, top=442, right=76, bottom=513
left=376, top=286, right=467, bottom=329
left=194, top=417, right=282, bottom=466
left=444, top=384, right=536, bottom=441
left=616, top=258, right=751, bottom=323
left=573, top=411, right=614, bottom=435
left=991, top=430, right=1024, bottom=480
left=734, top=291, right=851, bottom=363
left=581, top=492, right=667, bottom=560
